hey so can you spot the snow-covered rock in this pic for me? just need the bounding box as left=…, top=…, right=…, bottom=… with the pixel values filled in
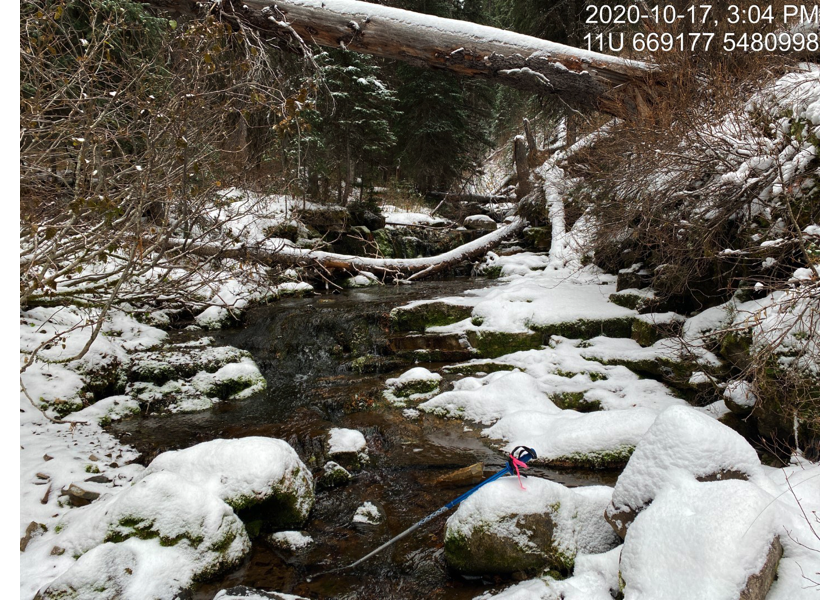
left=352, top=501, right=383, bottom=525
left=126, top=341, right=267, bottom=414
left=464, top=214, right=498, bottom=231
left=605, top=406, right=769, bottom=538
left=327, top=428, right=369, bottom=470
left=43, top=472, right=250, bottom=600
left=384, top=366, right=442, bottom=404
left=619, top=479, right=783, bottom=600
left=267, top=531, right=313, bottom=552
left=444, top=477, right=619, bottom=576
left=143, top=437, right=315, bottom=529
left=214, top=586, right=309, bottom=599
left=318, top=461, right=352, bottom=489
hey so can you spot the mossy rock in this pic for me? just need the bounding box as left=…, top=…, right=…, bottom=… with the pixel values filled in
left=345, top=354, right=414, bottom=374
left=388, top=379, right=440, bottom=399
left=318, top=461, right=352, bottom=489
left=630, top=317, right=683, bottom=348
left=443, top=362, right=517, bottom=375
left=233, top=489, right=314, bottom=531
left=545, top=445, right=636, bottom=469
left=372, top=228, right=395, bottom=258
left=465, top=330, right=544, bottom=359
left=522, top=226, right=552, bottom=251
left=530, top=316, right=635, bottom=341
left=390, top=301, right=474, bottom=333
left=444, top=513, right=572, bottom=576
left=263, top=222, right=299, bottom=242
left=478, top=264, right=504, bottom=279
left=128, top=343, right=250, bottom=385
left=550, top=391, right=602, bottom=412
left=720, top=331, right=753, bottom=369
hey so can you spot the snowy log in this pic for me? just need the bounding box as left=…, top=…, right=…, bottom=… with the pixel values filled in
left=148, top=0, right=659, bottom=116
left=166, top=217, right=526, bottom=281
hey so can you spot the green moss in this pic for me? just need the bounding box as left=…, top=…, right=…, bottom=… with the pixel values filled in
left=720, top=331, right=753, bottom=369
left=390, top=301, right=474, bottom=333
left=631, top=319, right=660, bottom=348
left=372, top=228, right=395, bottom=258
left=105, top=517, right=204, bottom=548
left=390, top=379, right=440, bottom=398
left=231, top=486, right=313, bottom=530
left=479, top=265, right=504, bottom=279
left=609, top=292, right=644, bottom=310
left=547, top=445, right=636, bottom=469
left=444, top=362, right=517, bottom=375
left=85, top=464, right=100, bottom=474
left=549, top=392, right=601, bottom=412
left=530, top=317, right=634, bottom=340
left=466, top=330, right=543, bottom=359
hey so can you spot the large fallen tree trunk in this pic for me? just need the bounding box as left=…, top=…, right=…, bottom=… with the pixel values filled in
left=149, top=0, right=659, bottom=117
left=167, top=216, right=526, bottom=281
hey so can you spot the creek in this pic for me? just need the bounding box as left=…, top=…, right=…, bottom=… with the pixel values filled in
left=110, top=278, right=618, bottom=600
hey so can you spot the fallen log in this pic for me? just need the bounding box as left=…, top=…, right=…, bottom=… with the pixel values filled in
left=166, top=216, right=526, bottom=281
left=425, top=192, right=512, bottom=205
left=148, top=0, right=660, bottom=116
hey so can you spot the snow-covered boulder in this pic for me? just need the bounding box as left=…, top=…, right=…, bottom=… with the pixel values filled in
left=384, top=367, right=442, bottom=404
left=619, top=479, right=783, bottom=600
left=464, top=214, right=498, bottom=231
left=143, top=437, right=314, bottom=529
left=43, top=472, right=250, bottom=600
left=605, top=406, right=768, bottom=538
left=327, top=428, right=368, bottom=471
left=486, top=407, right=658, bottom=470
left=444, top=477, right=619, bottom=576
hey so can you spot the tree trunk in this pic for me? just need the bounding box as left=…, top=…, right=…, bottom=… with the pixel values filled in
left=149, top=0, right=659, bottom=117
left=165, top=217, right=526, bottom=281
left=513, top=135, right=531, bottom=200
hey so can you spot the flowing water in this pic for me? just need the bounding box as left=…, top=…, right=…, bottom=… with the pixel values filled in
left=110, top=278, right=618, bottom=600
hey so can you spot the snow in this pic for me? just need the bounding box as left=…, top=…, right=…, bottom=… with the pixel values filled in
left=619, top=479, right=783, bottom=600
left=386, top=366, right=441, bottom=385
left=420, top=334, right=684, bottom=461
left=426, top=264, right=634, bottom=335
left=40, top=471, right=250, bottom=600
left=328, top=428, right=368, bottom=455
left=607, top=406, right=772, bottom=526
left=143, top=437, right=314, bottom=512
left=352, top=501, right=383, bottom=524
left=723, top=380, right=757, bottom=409
left=476, top=547, right=621, bottom=599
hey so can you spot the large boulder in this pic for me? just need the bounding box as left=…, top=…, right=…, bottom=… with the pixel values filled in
left=619, top=479, right=784, bottom=600
left=444, top=477, right=620, bottom=576
left=143, top=437, right=315, bottom=529
left=464, top=214, right=498, bottom=231
left=42, top=471, right=251, bottom=600
left=605, top=406, right=769, bottom=538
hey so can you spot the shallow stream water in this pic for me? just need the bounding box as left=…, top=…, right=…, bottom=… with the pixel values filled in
left=110, top=278, right=618, bottom=600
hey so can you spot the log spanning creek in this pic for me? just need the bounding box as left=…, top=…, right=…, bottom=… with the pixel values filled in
left=110, top=279, right=618, bottom=599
